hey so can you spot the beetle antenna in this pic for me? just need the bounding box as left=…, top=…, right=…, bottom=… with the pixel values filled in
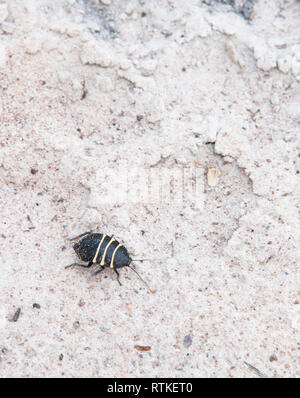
left=68, top=231, right=92, bottom=241
left=131, top=259, right=150, bottom=262
left=127, top=265, right=152, bottom=292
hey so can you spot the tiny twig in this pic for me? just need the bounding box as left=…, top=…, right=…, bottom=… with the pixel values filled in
left=244, top=361, right=268, bottom=378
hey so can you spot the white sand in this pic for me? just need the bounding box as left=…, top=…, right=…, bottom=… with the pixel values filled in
left=0, top=0, right=299, bottom=377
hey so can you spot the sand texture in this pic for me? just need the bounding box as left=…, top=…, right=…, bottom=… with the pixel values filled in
left=0, top=0, right=299, bottom=377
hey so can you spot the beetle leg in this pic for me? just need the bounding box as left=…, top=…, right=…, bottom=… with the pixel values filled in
left=92, top=267, right=105, bottom=277
left=65, top=261, right=93, bottom=269
left=114, top=269, right=122, bottom=286
left=68, top=231, right=92, bottom=241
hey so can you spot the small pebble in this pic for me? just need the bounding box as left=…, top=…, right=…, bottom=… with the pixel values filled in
left=78, top=299, right=85, bottom=307
left=59, top=353, right=64, bottom=361
left=183, top=334, right=192, bottom=348
left=207, top=166, right=221, bottom=187
left=134, top=345, right=151, bottom=351
left=73, top=321, right=80, bottom=329
left=10, top=308, right=21, bottom=322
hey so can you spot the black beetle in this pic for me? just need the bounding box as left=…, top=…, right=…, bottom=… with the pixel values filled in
left=65, top=231, right=151, bottom=289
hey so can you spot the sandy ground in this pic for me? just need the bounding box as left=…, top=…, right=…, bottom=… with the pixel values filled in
left=0, top=0, right=299, bottom=378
